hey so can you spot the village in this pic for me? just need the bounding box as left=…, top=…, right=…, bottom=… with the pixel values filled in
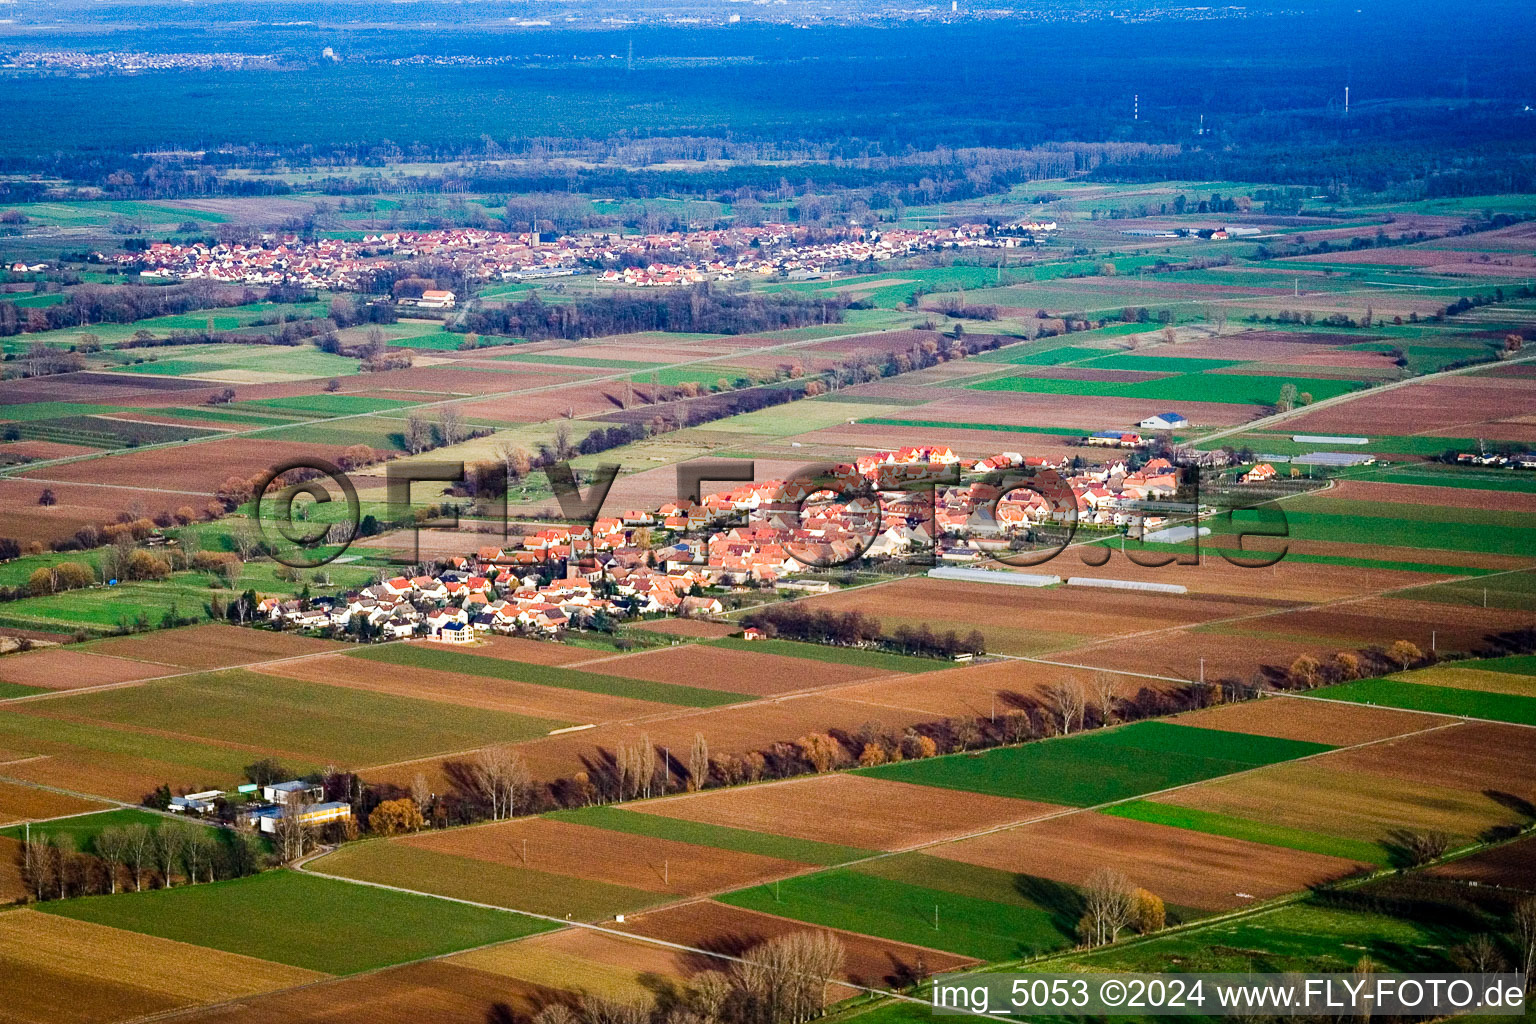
left=118, top=219, right=1057, bottom=291
left=256, top=434, right=1207, bottom=643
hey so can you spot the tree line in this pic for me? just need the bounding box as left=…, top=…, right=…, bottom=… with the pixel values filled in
left=455, top=288, right=848, bottom=342
left=740, top=605, right=986, bottom=661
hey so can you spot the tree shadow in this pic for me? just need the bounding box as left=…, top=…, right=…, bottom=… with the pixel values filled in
left=1014, top=872, right=1084, bottom=939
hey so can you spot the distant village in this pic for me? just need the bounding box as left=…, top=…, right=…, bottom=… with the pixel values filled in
left=117, top=220, right=1058, bottom=292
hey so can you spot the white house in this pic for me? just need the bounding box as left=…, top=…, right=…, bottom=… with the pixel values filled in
left=1139, top=412, right=1189, bottom=431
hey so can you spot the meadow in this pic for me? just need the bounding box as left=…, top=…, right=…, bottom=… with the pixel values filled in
left=719, top=861, right=1072, bottom=961
left=43, top=869, right=551, bottom=974
left=1310, top=677, right=1536, bottom=725
left=860, top=722, right=1332, bottom=806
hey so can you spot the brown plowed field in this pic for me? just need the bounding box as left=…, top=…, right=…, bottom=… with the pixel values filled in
left=593, top=644, right=898, bottom=696
left=1055, top=629, right=1340, bottom=684
left=0, top=909, right=324, bottom=1024
left=266, top=654, right=669, bottom=723
left=402, top=818, right=805, bottom=895
left=932, top=812, right=1367, bottom=911
left=0, top=372, right=206, bottom=406
left=794, top=576, right=1287, bottom=657
left=827, top=659, right=1184, bottom=720
left=0, top=648, right=176, bottom=690
left=0, top=779, right=111, bottom=823
left=1160, top=758, right=1523, bottom=844
left=1321, top=722, right=1536, bottom=802
left=461, top=382, right=626, bottom=423
left=1166, top=698, right=1443, bottom=746
left=0, top=837, right=26, bottom=903
left=365, top=695, right=938, bottom=789
left=1428, top=835, right=1536, bottom=890
left=634, top=773, right=1058, bottom=851
left=90, top=623, right=346, bottom=669
left=1325, top=479, right=1536, bottom=514
left=1059, top=555, right=1431, bottom=603
left=17, top=439, right=362, bottom=493
left=169, top=959, right=551, bottom=1024
left=615, top=899, right=976, bottom=992
left=0, top=479, right=205, bottom=545
left=1287, top=377, right=1536, bottom=436
left=1213, top=597, right=1536, bottom=654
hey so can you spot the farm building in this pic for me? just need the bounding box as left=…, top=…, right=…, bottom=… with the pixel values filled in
left=1139, top=412, right=1189, bottom=430
left=1085, top=430, right=1143, bottom=448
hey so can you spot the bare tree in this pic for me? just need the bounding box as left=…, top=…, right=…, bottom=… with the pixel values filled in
left=410, top=771, right=433, bottom=813
left=152, top=823, right=186, bottom=888
left=1091, top=672, right=1119, bottom=725
left=94, top=826, right=127, bottom=894
left=472, top=744, right=532, bottom=820
left=49, top=834, right=76, bottom=899
left=688, top=732, right=709, bottom=792
left=554, top=421, right=573, bottom=461
left=122, top=822, right=152, bottom=891
left=1451, top=934, right=1506, bottom=973
left=230, top=520, right=261, bottom=561
left=1079, top=868, right=1136, bottom=946
left=181, top=824, right=217, bottom=884
left=273, top=789, right=314, bottom=863
left=405, top=412, right=432, bottom=455
left=1513, top=896, right=1536, bottom=991
left=731, top=930, right=847, bottom=1024
left=1045, top=679, right=1087, bottom=735
left=438, top=406, right=467, bottom=447
left=21, top=834, right=54, bottom=902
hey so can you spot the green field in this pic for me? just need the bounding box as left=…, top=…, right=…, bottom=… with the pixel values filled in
left=1465, top=654, right=1536, bottom=676
left=16, top=668, right=564, bottom=767
left=43, top=869, right=551, bottom=974
left=313, top=839, right=660, bottom=920
left=549, top=805, right=875, bottom=866
left=1310, top=677, right=1536, bottom=725
left=1276, top=508, right=1536, bottom=558
left=0, top=808, right=207, bottom=849
left=111, top=347, right=359, bottom=379
left=349, top=643, right=756, bottom=707
left=860, top=722, right=1331, bottom=805
left=0, top=577, right=227, bottom=632
left=719, top=862, right=1071, bottom=961
left=971, top=370, right=1369, bottom=406
left=971, top=344, right=1109, bottom=366
left=241, top=394, right=416, bottom=416
left=1102, top=800, right=1392, bottom=864
left=706, top=636, right=948, bottom=673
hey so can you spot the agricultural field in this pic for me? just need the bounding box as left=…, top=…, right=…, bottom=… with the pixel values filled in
left=43, top=869, right=552, bottom=974
left=0, top=909, right=324, bottom=1024
left=859, top=721, right=1331, bottom=805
